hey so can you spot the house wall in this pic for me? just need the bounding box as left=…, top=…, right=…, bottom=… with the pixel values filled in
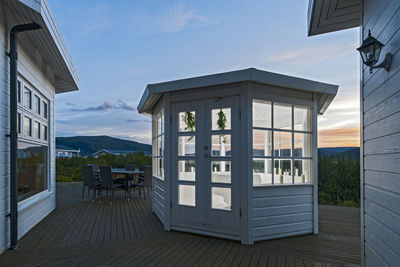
left=362, top=0, right=400, bottom=265
left=252, top=186, right=313, bottom=241
left=0, top=4, right=56, bottom=254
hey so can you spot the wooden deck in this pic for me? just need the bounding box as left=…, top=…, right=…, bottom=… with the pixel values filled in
left=0, top=183, right=360, bottom=266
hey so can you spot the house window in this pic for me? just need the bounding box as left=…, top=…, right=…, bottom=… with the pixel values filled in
left=34, top=121, right=40, bottom=139
left=24, top=116, right=32, bottom=137
left=17, top=76, right=49, bottom=202
left=42, top=101, right=48, bottom=119
left=34, top=95, right=41, bottom=115
left=24, top=87, right=32, bottom=109
left=152, top=109, right=164, bottom=179
left=17, top=113, right=21, bottom=134
left=17, top=142, right=48, bottom=201
left=252, top=100, right=312, bottom=186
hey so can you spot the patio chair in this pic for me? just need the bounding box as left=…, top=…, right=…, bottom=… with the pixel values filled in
left=99, top=166, right=125, bottom=198
left=134, top=166, right=152, bottom=199
left=125, top=164, right=136, bottom=171
left=81, top=165, right=102, bottom=200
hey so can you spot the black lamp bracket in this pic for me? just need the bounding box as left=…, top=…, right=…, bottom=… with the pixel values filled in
left=371, top=53, right=392, bottom=73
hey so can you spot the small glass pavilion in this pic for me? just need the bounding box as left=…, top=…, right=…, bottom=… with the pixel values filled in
left=138, top=68, right=338, bottom=244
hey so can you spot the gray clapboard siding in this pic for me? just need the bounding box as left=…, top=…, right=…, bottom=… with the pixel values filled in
left=153, top=178, right=167, bottom=224
left=0, top=9, right=56, bottom=254
left=252, top=186, right=313, bottom=239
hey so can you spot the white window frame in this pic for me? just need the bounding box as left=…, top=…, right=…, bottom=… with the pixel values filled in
left=152, top=108, right=165, bottom=180
left=252, top=99, right=313, bottom=187
left=16, top=75, right=51, bottom=203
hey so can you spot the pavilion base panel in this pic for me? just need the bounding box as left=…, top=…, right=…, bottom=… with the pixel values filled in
left=252, top=186, right=314, bottom=241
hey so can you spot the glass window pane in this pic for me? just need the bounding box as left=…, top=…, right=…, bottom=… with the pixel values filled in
left=253, top=100, right=271, bottom=128
left=211, top=161, right=231, bottom=183
left=253, top=159, right=272, bottom=185
left=178, top=136, right=195, bottom=156
left=212, top=108, right=231, bottom=131
left=158, top=158, right=164, bottom=178
left=253, top=129, right=272, bottom=157
left=294, top=159, right=312, bottom=183
left=179, top=111, right=196, bottom=132
left=157, top=136, right=163, bottom=156
left=274, top=103, right=292, bottom=130
left=34, top=122, right=40, bottom=139
left=274, top=131, right=291, bottom=157
left=34, top=95, right=40, bottom=115
left=212, top=187, right=231, bottom=210
left=24, top=87, right=32, bottom=109
left=157, top=111, right=164, bottom=134
left=17, top=113, right=21, bottom=134
left=178, top=185, right=195, bottom=206
left=294, top=133, right=312, bottom=157
left=17, top=81, right=21, bottom=103
left=43, top=125, right=47, bottom=141
left=294, top=106, right=311, bottom=131
left=42, top=101, right=48, bottom=119
left=211, top=135, right=231, bottom=157
left=178, top=160, right=195, bottom=181
left=24, top=117, right=32, bottom=136
left=274, top=159, right=292, bottom=184
left=17, top=142, right=48, bottom=201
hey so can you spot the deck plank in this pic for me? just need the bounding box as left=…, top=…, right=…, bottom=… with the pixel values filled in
left=0, top=183, right=361, bottom=266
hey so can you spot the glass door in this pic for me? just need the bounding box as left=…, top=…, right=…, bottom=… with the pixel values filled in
left=171, top=100, right=204, bottom=226
left=204, top=96, right=241, bottom=232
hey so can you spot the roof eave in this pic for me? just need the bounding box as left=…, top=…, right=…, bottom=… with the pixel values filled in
left=17, top=0, right=79, bottom=93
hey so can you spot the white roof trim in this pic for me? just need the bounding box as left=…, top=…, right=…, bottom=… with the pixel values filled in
left=307, top=0, right=361, bottom=36
left=16, top=0, right=79, bottom=93
left=138, top=68, right=338, bottom=115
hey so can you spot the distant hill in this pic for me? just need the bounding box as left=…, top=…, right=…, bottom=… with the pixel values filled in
left=319, top=147, right=360, bottom=160
left=56, top=136, right=151, bottom=156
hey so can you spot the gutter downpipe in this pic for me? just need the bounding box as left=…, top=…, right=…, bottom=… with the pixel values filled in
left=8, top=22, right=42, bottom=250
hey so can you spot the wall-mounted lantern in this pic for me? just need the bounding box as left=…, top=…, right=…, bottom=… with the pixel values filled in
left=357, top=30, right=392, bottom=74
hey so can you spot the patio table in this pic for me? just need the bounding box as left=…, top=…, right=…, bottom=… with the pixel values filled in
left=111, top=169, right=144, bottom=198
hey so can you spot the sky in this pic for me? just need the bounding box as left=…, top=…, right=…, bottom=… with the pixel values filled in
left=50, top=0, right=360, bottom=147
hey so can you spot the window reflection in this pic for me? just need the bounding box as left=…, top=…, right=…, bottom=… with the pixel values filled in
left=211, top=187, right=231, bottom=210
left=211, top=135, right=231, bottom=156
left=253, top=100, right=271, bottom=128
left=178, top=136, right=196, bottom=156
left=211, top=161, right=231, bottom=183
left=274, top=103, right=291, bottom=130
left=274, top=159, right=292, bottom=184
left=211, top=108, right=231, bottom=131
left=178, top=160, right=195, bottom=181
left=253, top=159, right=272, bottom=185
left=17, top=142, right=48, bottom=201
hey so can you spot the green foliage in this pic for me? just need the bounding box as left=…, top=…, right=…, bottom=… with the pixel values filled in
left=217, top=109, right=227, bottom=143
left=318, top=152, right=360, bottom=207
left=56, top=152, right=151, bottom=182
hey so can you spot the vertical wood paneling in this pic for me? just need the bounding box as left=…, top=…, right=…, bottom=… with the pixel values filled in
left=362, top=0, right=400, bottom=264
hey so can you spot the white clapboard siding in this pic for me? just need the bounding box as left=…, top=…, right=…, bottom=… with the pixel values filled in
left=0, top=13, right=56, bottom=254
left=362, top=0, right=400, bottom=264
left=252, top=186, right=313, bottom=241
left=153, top=177, right=167, bottom=224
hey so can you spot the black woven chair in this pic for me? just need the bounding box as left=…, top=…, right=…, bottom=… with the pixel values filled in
left=81, top=165, right=102, bottom=200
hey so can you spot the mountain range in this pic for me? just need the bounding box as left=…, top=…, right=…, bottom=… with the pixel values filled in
left=56, top=135, right=359, bottom=159
left=56, top=135, right=151, bottom=156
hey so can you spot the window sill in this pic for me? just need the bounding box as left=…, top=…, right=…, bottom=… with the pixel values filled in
left=18, top=190, right=53, bottom=213
left=253, top=183, right=313, bottom=188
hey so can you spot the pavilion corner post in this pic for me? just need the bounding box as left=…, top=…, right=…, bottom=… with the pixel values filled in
left=8, top=22, right=42, bottom=250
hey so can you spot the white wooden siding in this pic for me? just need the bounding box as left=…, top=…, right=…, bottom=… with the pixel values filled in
left=362, top=0, right=400, bottom=264
left=252, top=186, right=313, bottom=241
left=0, top=9, right=56, bottom=254
left=153, top=177, right=167, bottom=225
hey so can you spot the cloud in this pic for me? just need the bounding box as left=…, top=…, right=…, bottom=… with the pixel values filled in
left=318, top=127, right=360, bottom=147
left=267, top=43, right=357, bottom=67
left=117, top=98, right=136, bottom=111
left=71, top=99, right=137, bottom=113
left=125, top=119, right=141, bottom=123
left=135, top=3, right=218, bottom=34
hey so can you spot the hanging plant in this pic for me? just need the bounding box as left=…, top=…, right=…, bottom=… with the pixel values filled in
left=217, top=109, right=227, bottom=144
left=182, top=111, right=195, bottom=140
